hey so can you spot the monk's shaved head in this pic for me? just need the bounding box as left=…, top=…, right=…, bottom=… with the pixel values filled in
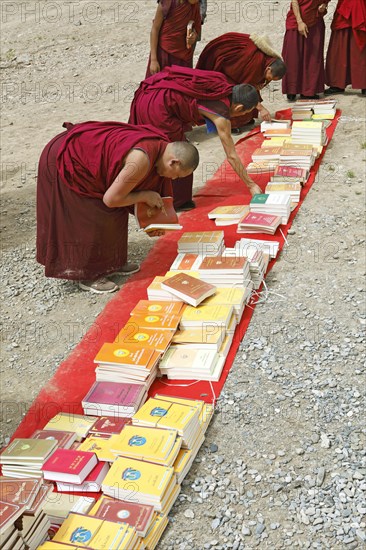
left=231, top=84, right=259, bottom=110
left=171, top=142, right=200, bottom=171
left=269, top=59, right=287, bottom=78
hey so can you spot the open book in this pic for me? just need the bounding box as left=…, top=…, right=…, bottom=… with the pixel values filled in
left=134, top=197, right=182, bottom=233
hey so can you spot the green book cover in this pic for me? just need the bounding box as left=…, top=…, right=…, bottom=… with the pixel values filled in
left=251, top=194, right=269, bottom=205
left=0, top=438, right=57, bottom=462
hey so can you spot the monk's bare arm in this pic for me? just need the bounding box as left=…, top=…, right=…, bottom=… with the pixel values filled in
left=202, top=112, right=262, bottom=196
left=150, top=3, right=164, bottom=74
left=291, top=0, right=308, bottom=37
left=103, top=149, right=164, bottom=209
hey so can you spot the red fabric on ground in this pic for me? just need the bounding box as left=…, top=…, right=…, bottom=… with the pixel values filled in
left=325, top=27, right=366, bottom=89
left=282, top=19, right=326, bottom=96
left=12, top=110, right=341, bottom=441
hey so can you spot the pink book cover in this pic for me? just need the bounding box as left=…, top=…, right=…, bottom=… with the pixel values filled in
left=89, top=416, right=131, bottom=436
left=83, top=381, right=144, bottom=407
left=240, top=212, right=280, bottom=227
left=42, top=449, right=96, bottom=475
left=274, top=166, right=307, bottom=178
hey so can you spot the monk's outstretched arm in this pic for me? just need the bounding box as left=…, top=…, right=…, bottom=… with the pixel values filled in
left=149, top=3, right=164, bottom=74
left=291, top=0, right=308, bottom=37
left=203, top=113, right=262, bottom=196
left=103, top=149, right=164, bottom=209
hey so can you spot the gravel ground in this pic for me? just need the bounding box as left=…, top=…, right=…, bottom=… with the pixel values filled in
left=1, top=1, right=365, bottom=548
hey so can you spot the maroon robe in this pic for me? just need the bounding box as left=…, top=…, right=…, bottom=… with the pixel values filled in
left=282, top=0, right=330, bottom=96
left=325, top=0, right=366, bottom=89
left=145, top=0, right=202, bottom=77
left=37, top=122, right=171, bottom=280
left=196, top=33, right=277, bottom=127
left=129, top=66, right=233, bottom=207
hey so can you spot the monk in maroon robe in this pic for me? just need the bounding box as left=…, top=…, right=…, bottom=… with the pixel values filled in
left=282, top=0, right=331, bottom=100
left=129, top=66, right=261, bottom=210
left=146, top=0, right=202, bottom=78
left=325, top=0, right=366, bottom=94
left=36, top=122, right=199, bottom=293
left=196, top=33, right=286, bottom=131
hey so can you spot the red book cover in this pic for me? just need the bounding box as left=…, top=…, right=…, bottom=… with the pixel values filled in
left=274, top=166, right=307, bottom=179
left=0, top=500, right=24, bottom=532
left=93, top=497, right=154, bottom=537
left=161, top=273, right=216, bottom=300
left=0, top=478, right=41, bottom=508
left=89, top=417, right=131, bottom=436
left=42, top=449, right=98, bottom=483
left=175, top=254, right=199, bottom=270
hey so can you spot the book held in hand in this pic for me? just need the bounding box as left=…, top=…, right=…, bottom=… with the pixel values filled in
left=134, top=196, right=182, bottom=232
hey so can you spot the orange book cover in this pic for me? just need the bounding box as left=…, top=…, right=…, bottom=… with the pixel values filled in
left=129, top=300, right=185, bottom=317
left=94, top=342, right=155, bottom=367
left=178, top=231, right=224, bottom=245
left=198, top=256, right=247, bottom=271
left=114, top=324, right=175, bottom=354
left=161, top=273, right=216, bottom=305
left=134, top=197, right=178, bottom=229
left=128, top=313, right=181, bottom=331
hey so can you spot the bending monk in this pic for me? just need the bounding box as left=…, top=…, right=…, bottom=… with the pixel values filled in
left=325, top=0, right=366, bottom=95
left=282, top=0, right=330, bottom=100
left=196, top=33, right=286, bottom=132
left=146, top=0, right=202, bottom=77
left=129, top=65, right=261, bottom=210
left=36, top=121, right=199, bottom=294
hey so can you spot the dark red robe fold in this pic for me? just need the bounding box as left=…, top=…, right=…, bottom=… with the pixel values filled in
left=37, top=122, right=171, bottom=281
left=196, top=32, right=277, bottom=127
left=282, top=0, right=329, bottom=96
left=145, top=0, right=201, bottom=77
left=129, top=66, right=233, bottom=207
left=325, top=0, right=366, bottom=89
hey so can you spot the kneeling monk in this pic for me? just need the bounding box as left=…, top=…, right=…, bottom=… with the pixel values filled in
left=196, top=32, right=286, bottom=130
left=36, top=121, right=199, bottom=293
left=129, top=65, right=261, bottom=210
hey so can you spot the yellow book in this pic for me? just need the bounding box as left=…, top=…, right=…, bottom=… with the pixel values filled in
left=172, top=327, right=225, bottom=349
left=174, top=448, right=192, bottom=476
left=43, top=413, right=97, bottom=441
left=155, top=394, right=213, bottom=432
left=111, top=426, right=178, bottom=463
left=132, top=398, right=197, bottom=434
left=102, top=456, right=174, bottom=499
left=38, top=543, right=80, bottom=549
left=129, top=300, right=184, bottom=317
left=312, top=113, right=335, bottom=120
left=180, top=304, right=233, bottom=328
left=164, top=270, right=200, bottom=279
left=53, top=513, right=130, bottom=548
left=292, top=120, right=323, bottom=128
left=143, top=512, right=168, bottom=550
left=202, top=287, right=245, bottom=307
left=77, top=435, right=120, bottom=462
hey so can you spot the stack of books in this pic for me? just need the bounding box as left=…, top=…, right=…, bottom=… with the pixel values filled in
left=0, top=439, right=58, bottom=479
left=291, top=102, right=314, bottom=120
left=154, top=395, right=214, bottom=437
left=42, top=448, right=98, bottom=485
left=102, top=456, right=180, bottom=514
left=147, top=272, right=200, bottom=301
left=236, top=238, right=280, bottom=259
left=42, top=493, right=96, bottom=526
left=172, top=325, right=226, bottom=352
left=292, top=98, right=337, bottom=120
left=250, top=194, right=291, bottom=225
left=82, top=381, right=147, bottom=418
left=77, top=434, right=121, bottom=463
left=111, top=425, right=182, bottom=467
left=207, top=205, right=249, bottom=226
left=177, top=231, right=225, bottom=256
left=55, top=460, right=109, bottom=493
left=260, top=120, right=291, bottom=133
left=202, top=285, right=252, bottom=317
left=270, top=164, right=309, bottom=185
left=52, top=512, right=139, bottom=549
left=30, top=429, right=77, bottom=450
left=251, top=146, right=282, bottom=168
left=196, top=256, right=252, bottom=288
left=42, top=412, right=97, bottom=441
left=265, top=181, right=301, bottom=204
left=89, top=416, right=131, bottom=438
left=237, top=212, right=282, bottom=235
left=223, top=247, right=266, bottom=289
left=132, top=397, right=201, bottom=450
left=291, top=120, right=327, bottom=147
left=94, top=342, right=161, bottom=389
left=114, top=321, right=176, bottom=355
left=0, top=478, right=52, bottom=550
left=159, top=346, right=226, bottom=381
left=278, top=147, right=315, bottom=170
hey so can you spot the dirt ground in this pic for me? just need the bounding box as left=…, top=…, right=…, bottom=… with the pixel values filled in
left=1, top=1, right=365, bottom=548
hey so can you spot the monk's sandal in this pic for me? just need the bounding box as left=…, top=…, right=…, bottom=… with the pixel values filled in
left=78, top=277, right=119, bottom=294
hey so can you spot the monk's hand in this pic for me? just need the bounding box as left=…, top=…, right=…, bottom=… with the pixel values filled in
left=247, top=182, right=262, bottom=197
left=143, top=191, right=164, bottom=209
left=259, top=107, right=271, bottom=122
left=186, top=29, right=198, bottom=49
left=318, top=3, right=327, bottom=14
left=297, top=21, right=309, bottom=38
left=150, top=59, right=160, bottom=74
left=147, top=229, right=165, bottom=237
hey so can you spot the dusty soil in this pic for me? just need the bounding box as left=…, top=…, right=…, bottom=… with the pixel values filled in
left=1, top=1, right=365, bottom=548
